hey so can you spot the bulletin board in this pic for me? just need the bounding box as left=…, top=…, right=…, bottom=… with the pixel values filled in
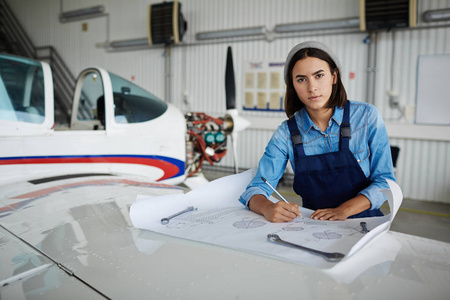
left=242, top=60, right=285, bottom=112
left=415, top=54, right=450, bottom=125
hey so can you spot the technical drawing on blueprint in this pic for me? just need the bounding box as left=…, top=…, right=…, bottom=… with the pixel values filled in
left=155, top=206, right=386, bottom=257
left=130, top=170, right=402, bottom=268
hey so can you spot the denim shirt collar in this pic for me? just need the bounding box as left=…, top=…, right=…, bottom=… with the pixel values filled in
left=296, top=105, right=344, bottom=133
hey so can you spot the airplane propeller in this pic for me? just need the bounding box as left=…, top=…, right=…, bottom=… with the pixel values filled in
left=223, top=46, right=251, bottom=174
left=225, top=46, right=236, bottom=110
left=184, top=46, right=250, bottom=188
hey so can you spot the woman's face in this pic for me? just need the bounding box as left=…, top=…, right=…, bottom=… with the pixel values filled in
left=291, top=56, right=337, bottom=114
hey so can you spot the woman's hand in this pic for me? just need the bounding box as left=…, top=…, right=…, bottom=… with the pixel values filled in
left=248, top=194, right=301, bottom=223
left=310, top=208, right=349, bottom=221
left=311, top=194, right=371, bottom=221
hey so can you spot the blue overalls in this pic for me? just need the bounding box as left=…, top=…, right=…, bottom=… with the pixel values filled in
left=287, top=101, right=383, bottom=218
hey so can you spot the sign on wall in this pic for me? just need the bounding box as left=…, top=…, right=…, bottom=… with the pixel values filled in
left=242, top=60, right=285, bottom=112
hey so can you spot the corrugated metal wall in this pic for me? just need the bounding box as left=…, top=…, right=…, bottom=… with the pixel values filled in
left=6, top=0, right=450, bottom=203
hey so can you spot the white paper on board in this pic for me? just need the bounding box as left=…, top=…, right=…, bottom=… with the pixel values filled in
left=130, top=171, right=403, bottom=269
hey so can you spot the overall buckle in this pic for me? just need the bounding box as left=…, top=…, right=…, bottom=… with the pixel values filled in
left=340, top=123, right=351, bottom=138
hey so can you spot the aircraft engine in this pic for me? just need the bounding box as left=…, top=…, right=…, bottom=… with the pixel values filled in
left=185, top=112, right=228, bottom=177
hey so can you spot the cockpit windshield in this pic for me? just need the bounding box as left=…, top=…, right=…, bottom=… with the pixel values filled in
left=0, top=55, right=45, bottom=124
left=109, top=72, right=167, bottom=124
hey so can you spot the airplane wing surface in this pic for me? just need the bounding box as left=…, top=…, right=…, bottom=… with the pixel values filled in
left=1, top=174, right=449, bottom=299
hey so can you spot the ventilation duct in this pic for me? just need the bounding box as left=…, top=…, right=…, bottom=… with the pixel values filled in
left=359, top=0, right=417, bottom=31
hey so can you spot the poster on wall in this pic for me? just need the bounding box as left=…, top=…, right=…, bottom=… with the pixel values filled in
left=415, top=54, right=450, bottom=126
left=243, top=60, right=286, bottom=112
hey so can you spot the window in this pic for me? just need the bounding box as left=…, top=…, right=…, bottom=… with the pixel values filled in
left=109, top=72, right=167, bottom=124
left=77, top=71, right=104, bottom=122
left=0, top=55, right=45, bottom=123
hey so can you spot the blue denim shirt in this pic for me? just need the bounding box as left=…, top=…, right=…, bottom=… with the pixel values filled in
left=239, top=100, right=396, bottom=210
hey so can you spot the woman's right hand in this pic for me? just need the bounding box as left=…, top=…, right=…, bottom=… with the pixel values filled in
left=248, top=194, right=301, bottom=223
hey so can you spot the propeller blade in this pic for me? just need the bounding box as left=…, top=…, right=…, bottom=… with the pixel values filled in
left=230, top=133, right=239, bottom=174
left=224, top=46, right=250, bottom=174
left=225, top=46, right=236, bottom=110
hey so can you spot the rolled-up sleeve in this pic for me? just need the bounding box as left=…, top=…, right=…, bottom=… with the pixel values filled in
left=239, top=123, right=290, bottom=207
left=358, top=106, right=396, bottom=209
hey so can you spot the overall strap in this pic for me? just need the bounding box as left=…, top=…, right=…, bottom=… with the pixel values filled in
left=287, top=116, right=305, bottom=159
left=340, top=101, right=351, bottom=150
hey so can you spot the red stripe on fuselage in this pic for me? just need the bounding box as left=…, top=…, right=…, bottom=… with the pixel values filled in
left=0, top=156, right=180, bottom=181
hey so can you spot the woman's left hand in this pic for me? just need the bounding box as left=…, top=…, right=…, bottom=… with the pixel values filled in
left=310, top=208, right=349, bottom=221
left=310, top=194, right=371, bottom=221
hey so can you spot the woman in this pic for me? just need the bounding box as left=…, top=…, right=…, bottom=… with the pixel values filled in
left=239, top=41, right=395, bottom=222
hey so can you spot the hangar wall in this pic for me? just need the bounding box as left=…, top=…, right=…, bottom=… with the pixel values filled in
left=6, top=0, right=450, bottom=203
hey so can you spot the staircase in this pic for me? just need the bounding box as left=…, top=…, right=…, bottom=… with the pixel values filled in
left=0, top=0, right=75, bottom=127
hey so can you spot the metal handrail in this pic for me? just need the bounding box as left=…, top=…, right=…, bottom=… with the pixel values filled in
left=0, top=0, right=34, bottom=57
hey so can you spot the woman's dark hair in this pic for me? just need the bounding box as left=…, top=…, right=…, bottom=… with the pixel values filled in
left=284, top=47, right=347, bottom=118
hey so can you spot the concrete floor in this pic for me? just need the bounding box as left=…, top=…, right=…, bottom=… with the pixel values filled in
left=202, top=168, right=450, bottom=244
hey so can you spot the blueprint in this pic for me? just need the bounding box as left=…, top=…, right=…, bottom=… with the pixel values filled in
left=130, top=169, right=403, bottom=268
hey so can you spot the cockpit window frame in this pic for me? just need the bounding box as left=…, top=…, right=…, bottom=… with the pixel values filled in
left=108, top=72, right=168, bottom=125
left=0, top=55, right=46, bottom=124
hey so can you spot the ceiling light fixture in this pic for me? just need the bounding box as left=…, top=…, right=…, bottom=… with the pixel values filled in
left=109, top=38, right=149, bottom=49
left=196, top=26, right=266, bottom=40
left=274, top=17, right=360, bottom=33
left=423, top=8, right=450, bottom=22
left=60, top=5, right=105, bottom=22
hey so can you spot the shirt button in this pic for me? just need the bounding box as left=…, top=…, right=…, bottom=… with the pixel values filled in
left=324, top=134, right=328, bottom=137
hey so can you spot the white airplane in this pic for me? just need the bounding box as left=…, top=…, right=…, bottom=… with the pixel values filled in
left=0, top=53, right=449, bottom=299
left=0, top=50, right=249, bottom=186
